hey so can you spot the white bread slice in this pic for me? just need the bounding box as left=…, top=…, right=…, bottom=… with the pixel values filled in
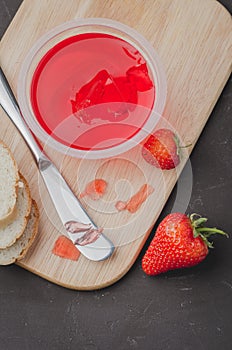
left=0, top=141, right=19, bottom=222
left=0, top=173, right=31, bottom=249
left=0, top=200, right=39, bottom=265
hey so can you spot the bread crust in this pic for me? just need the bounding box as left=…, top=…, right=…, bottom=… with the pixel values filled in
left=0, top=200, right=39, bottom=265
left=0, top=172, right=32, bottom=249
left=0, top=140, right=19, bottom=222
left=17, top=200, right=39, bottom=261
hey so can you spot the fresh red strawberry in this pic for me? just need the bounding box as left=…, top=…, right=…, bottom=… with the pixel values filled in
left=142, top=213, right=228, bottom=276
left=142, top=128, right=180, bottom=169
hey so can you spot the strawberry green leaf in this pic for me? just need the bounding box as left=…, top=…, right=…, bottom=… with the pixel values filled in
left=196, top=227, right=229, bottom=238
left=193, top=217, right=208, bottom=227
left=193, top=227, right=199, bottom=238
left=189, top=213, right=229, bottom=248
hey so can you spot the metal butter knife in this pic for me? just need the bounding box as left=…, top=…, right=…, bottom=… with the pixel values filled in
left=0, top=67, right=114, bottom=261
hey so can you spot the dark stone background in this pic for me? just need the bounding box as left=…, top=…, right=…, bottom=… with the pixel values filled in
left=0, top=1, right=231, bottom=349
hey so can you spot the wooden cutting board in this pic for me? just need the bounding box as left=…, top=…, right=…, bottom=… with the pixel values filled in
left=0, top=0, right=231, bottom=290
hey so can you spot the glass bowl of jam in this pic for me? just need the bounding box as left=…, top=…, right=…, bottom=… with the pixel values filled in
left=18, top=18, right=167, bottom=159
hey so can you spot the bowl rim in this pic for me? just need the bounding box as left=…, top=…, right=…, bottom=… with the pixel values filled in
left=17, top=17, right=167, bottom=159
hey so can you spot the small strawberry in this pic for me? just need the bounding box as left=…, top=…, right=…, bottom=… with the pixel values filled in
left=142, top=128, right=181, bottom=169
left=142, top=213, right=228, bottom=276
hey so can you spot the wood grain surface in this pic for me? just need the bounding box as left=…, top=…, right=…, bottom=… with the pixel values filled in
left=0, top=0, right=231, bottom=289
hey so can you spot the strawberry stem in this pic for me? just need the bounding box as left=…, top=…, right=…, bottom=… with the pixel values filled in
left=178, top=143, right=192, bottom=149
left=174, top=134, right=192, bottom=156
left=189, top=214, right=229, bottom=248
left=196, top=227, right=229, bottom=238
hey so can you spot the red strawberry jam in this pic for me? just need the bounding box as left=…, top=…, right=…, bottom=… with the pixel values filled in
left=31, top=33, right=155, bottom=150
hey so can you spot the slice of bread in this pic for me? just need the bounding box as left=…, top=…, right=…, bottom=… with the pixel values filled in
left=0, top=200, right=39, bottom=265
left=0, top=141, right=19, bottom=222
left=0, top=173, right=31, bottom=249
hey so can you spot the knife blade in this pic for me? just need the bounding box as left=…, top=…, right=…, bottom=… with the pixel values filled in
left=39, top=157, right=114, bottom=260
left=0, top=67, right=114, bottom=261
